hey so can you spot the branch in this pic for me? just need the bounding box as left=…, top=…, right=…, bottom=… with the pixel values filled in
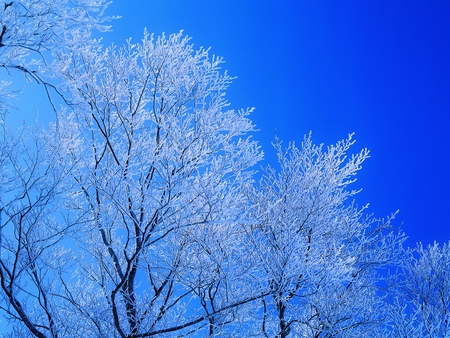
left=134, top=290, right=273, bottom=337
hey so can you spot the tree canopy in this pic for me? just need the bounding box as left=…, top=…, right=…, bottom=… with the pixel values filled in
left=0, top=1, right=448, bottom=337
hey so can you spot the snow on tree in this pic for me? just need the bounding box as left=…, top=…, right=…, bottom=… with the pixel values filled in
left=244, top=135, right=404, bottom=337
left=47, top=30, right=263, bottom=337
left=0, top=0, right=111, bottom=107
left=0, top=1, right=435, bottom=337
left=384, top=242, right=450, bottom=338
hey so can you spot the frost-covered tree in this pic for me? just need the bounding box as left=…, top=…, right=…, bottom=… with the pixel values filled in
left=0, top=2, right=110, bottom=335
left=45, top=30, right=262, bottom=337
left=0, top=0, right=111, bottom=106
left=243, top=135, right=405, bottom=338
left=1, top=27, right=264, bottom=336
left=384, top=242, right=450, bottom=338
left=0, top=111, right=78, bottom=337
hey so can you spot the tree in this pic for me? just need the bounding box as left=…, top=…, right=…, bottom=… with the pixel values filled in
left=243, top=135, right=404, bottom=338
left=49, top=30, right=263, bottom=337
left=0, top=110, right=77, bottom=337
left=384, top=242, right=450, bottom=338
left=0, top=1, right=111, bottom=335
left=0, top=0, right=111, bottom=107
left=1, top=27, right=264, bottom=336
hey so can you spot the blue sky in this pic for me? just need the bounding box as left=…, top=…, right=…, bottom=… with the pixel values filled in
left=10, top=1, right=450, bottom=248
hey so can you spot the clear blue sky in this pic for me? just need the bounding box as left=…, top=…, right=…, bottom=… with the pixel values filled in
left=12, top=1, right=450, bottom=248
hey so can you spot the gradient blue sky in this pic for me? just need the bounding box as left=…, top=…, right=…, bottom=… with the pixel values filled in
left=10, top=1, right=450, bottom=248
